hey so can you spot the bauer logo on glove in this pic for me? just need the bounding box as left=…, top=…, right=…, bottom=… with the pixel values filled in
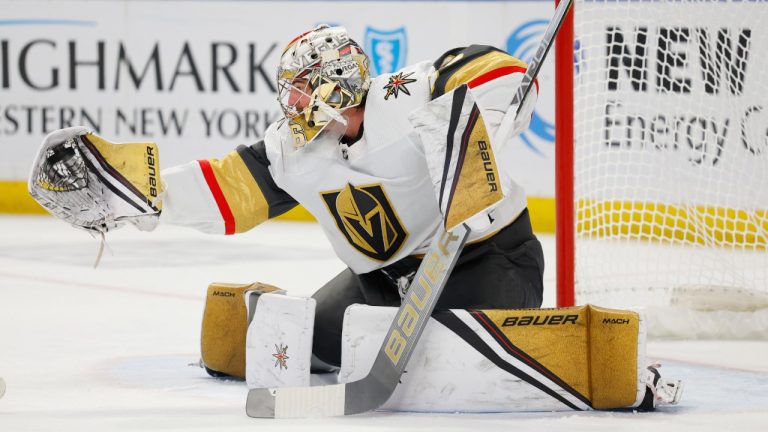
left=28, top=126, right=163, bottom=234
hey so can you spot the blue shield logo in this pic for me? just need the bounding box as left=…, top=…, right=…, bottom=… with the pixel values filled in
left=507, top=20, right=556, bottom=157
left=364, top=27, right=407, bottom=76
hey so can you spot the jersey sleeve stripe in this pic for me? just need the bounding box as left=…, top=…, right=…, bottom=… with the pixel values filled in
left=236, top=143, right=298, bottom=219
left=197, top=159, right=236, bottom=235
left=432, top=46, right=533, bottom=99
left=467, top=65, right=539, bottom=94
left=204, top=151, right=273, bottom=234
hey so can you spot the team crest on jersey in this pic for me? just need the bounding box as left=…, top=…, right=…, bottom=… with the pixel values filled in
left=321, top=183, right=408, bottom=262
left=383, top=71, right=417, bottom=100
left=364, top=26, right=408, bottom=76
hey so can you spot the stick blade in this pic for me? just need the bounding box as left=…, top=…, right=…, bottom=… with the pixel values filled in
left=245, top=388, right=276, bottom=418
left=246, top=384, right=346, bottom=418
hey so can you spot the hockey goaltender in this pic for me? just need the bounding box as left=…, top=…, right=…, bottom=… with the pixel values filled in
left=28, top=25, right=681, bottom=416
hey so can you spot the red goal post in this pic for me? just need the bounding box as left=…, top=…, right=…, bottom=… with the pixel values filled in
left=555, top=0, right=575, bottom=308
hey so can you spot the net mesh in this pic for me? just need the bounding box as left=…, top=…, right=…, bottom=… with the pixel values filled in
left=572, top=0, right=768, bottom=313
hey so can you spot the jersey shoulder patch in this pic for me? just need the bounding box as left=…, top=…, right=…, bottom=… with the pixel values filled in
left=363, top=61, right=435, bottom=150
left=366, top=61, right=434, bottom=105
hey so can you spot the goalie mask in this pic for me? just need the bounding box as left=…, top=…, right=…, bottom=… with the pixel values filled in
left=277, top=25, right=370, bottom=148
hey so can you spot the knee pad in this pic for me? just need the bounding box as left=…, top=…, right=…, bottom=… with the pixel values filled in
left=199, top=281, right=317, bottom=387
left=200, top=282, right=284, bottom=379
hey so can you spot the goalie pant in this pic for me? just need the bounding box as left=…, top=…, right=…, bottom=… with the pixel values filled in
left=311, top=208, right=543, bottom=368
left=197, top=211, right=543, bottom=379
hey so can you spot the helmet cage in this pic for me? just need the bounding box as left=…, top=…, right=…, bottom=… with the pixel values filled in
left=277, top=25, right=370, bottom=147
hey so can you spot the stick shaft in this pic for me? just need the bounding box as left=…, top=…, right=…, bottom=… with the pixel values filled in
left=514, top=0, right=574, bottom=115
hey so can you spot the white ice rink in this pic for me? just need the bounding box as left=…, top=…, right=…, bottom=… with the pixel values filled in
left=1, top=215, right=767, bottom=431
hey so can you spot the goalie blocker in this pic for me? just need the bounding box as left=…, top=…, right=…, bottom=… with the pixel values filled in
left=201, top=287, right=682, bottom=412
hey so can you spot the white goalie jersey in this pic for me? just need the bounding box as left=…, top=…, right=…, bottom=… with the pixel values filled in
left=161, top=45, right=538, bottom=274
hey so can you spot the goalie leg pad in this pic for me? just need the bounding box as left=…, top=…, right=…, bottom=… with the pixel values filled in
left=245, top=293, right=316, bottom=389
left=341, top=304, right=655, bottom=412
left=200, top=282, right=284, bottom=379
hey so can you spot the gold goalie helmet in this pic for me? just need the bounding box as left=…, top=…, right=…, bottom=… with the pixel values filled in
left=277, top=25, right=371, bottom=148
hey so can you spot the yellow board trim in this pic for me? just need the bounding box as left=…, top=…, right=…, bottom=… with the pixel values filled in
left=0, top=181, right=49, bottom=214
left=0, top=179, right=324, bottom=221
left=6, top=175, right=764, bottom=249
left=528, top=196, right=555, bottom=234
left=577, top=199, right=768, bottom=249
left=275, top=204, right=315, bottom=222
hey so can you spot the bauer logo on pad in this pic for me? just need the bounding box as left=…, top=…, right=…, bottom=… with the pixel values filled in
left=321, top=183, right=408, bottom=262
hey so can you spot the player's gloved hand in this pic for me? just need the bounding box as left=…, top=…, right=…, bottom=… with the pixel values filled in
left=28, top=126, right=163, bottom=234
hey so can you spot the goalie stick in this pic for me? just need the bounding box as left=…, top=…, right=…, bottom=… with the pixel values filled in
left=494, top=0, right=574, bottom=145
left=245, top=0, right=573, bottom=418
left=246, top=224, right=469, bottom=418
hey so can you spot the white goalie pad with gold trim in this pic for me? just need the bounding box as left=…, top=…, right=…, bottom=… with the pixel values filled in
left=245, top=293, right=316, bottom=389
left=28, top=127, right=162, bottom=233
left=339, top=305, right=650, bottom=413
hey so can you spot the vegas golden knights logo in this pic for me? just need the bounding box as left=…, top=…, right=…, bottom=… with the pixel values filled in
left=321, top=183, right=408, bottom=261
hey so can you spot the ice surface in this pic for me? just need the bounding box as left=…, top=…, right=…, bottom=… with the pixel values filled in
left=1, top=215, right=766, bottom=431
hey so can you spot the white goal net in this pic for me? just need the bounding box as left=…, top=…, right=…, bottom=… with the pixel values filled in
left=569, top=0, right=768, bottom=337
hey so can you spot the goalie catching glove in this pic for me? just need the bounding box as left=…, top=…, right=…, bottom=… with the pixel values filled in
left=28, top=127, right=163, bottom=233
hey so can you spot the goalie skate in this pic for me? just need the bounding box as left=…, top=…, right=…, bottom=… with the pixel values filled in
left=639, top=365, right=683, bottom=410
